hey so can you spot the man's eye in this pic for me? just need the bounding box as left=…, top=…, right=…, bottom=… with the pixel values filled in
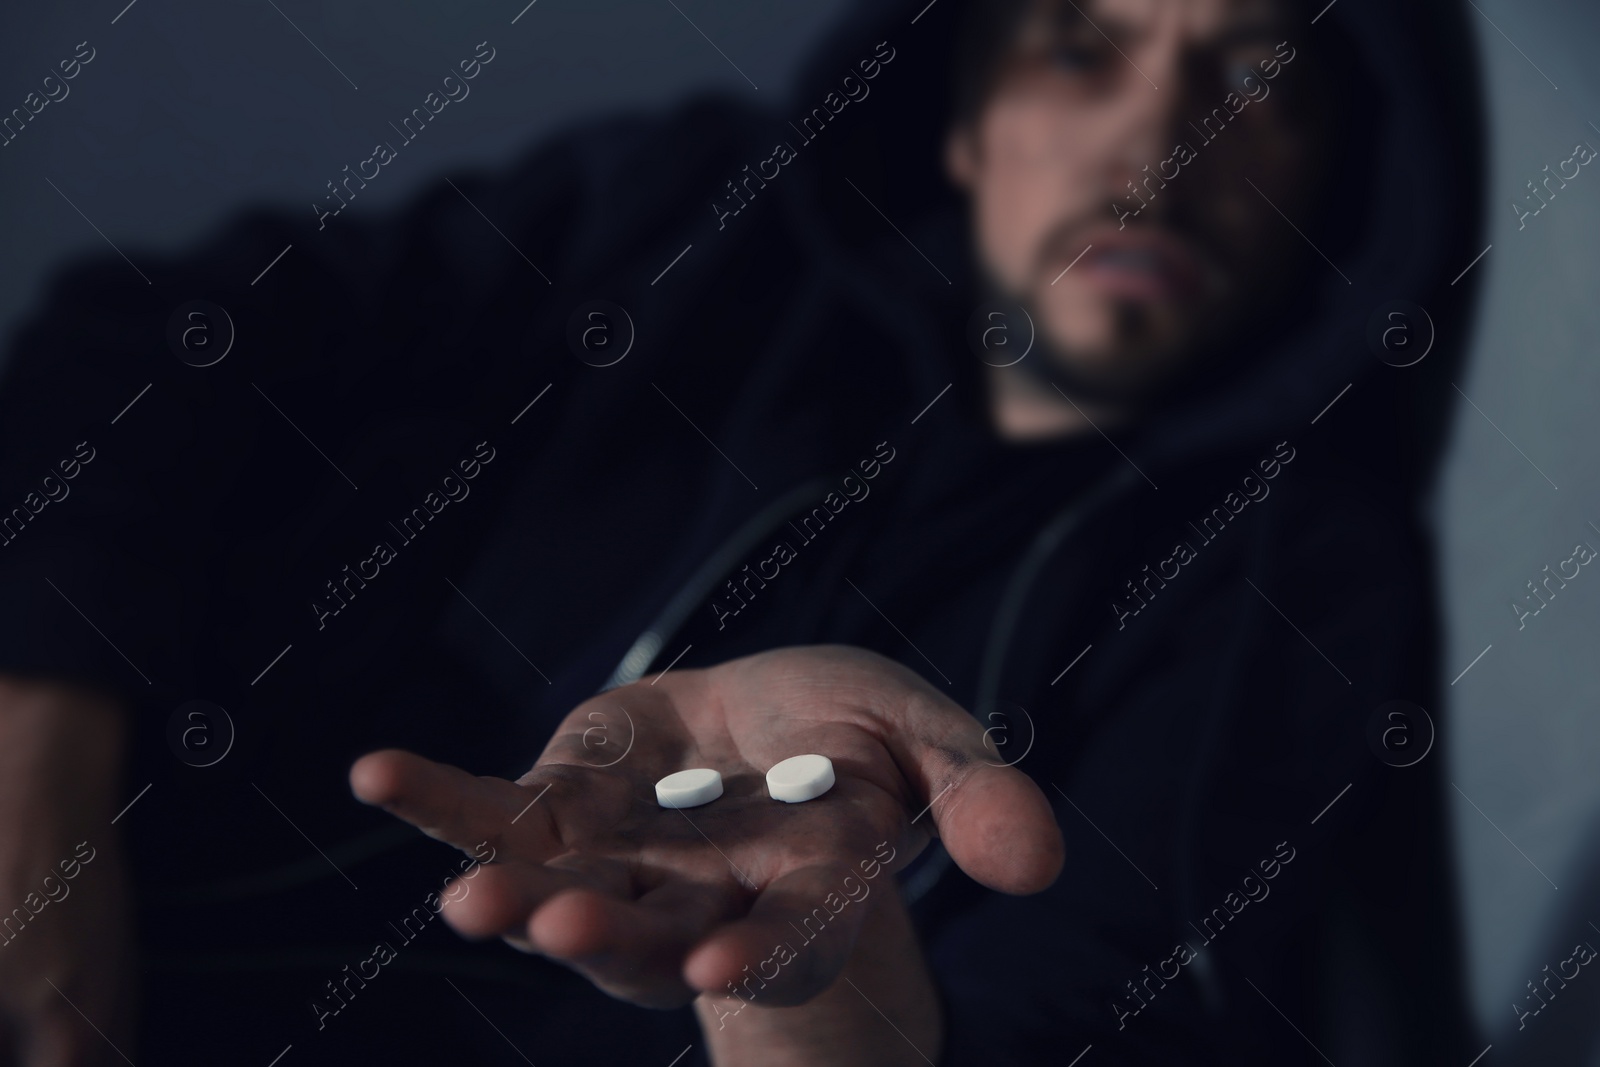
left=1217, top=46, right=1278, bottom=89
left=1050, top=44, right=1107, bottom=73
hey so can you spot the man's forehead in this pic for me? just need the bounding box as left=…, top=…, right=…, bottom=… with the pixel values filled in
left=1028, top=0, right=1287, bottom=40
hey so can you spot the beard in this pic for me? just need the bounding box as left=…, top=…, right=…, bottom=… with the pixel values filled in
left=963, top=191, right=1303, bottom=417
left=973, top=270, right=1211, bottom=411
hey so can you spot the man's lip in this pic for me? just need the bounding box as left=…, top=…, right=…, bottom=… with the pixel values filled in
left=1039, top=224, right=1208, bottom=300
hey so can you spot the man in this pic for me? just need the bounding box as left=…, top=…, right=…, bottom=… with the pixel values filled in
left=0, top=0, right=1482, bottom=1063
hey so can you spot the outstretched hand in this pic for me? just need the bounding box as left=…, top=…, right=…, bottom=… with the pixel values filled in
left=349, top=645, right=1062, bottom=1010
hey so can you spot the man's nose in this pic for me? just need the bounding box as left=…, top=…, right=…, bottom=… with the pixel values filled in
left=1102, top=43, right=1192, bottom=202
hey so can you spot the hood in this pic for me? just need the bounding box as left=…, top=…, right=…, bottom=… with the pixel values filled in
left=776, top=0, right=1485, bottom=499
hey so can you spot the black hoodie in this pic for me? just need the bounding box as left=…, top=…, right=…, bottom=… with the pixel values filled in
left=0, top=0, right=1483, bottom=1063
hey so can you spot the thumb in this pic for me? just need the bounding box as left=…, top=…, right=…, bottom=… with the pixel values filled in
left=918, top=754, right=1064, bottom=895
left=879, top=686, right=1064, bottom=895
left=750, top=646, right=1066, bottom=895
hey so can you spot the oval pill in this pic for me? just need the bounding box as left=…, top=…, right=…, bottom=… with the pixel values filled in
left=766, top=754, right=835, bottom=803
left=655, top=768, right=724, bottom=809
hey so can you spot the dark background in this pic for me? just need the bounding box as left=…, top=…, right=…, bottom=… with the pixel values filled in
left=1, top=0, right=1599, bottom=1059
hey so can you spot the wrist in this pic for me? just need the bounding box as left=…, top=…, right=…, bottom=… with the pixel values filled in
left=0, top=677, right=124, bottom=845
left=695, top=884, right=942, bottom=1067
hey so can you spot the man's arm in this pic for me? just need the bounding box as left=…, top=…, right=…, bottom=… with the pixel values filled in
left=349, top=645, right=1061, bottom=1063
left=0, top=676, right=133, bottom=1067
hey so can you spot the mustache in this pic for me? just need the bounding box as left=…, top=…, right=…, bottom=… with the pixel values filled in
left=1031, top=200, right=1202, bottom=279
left=1032, top=215, right=1097, bottom=278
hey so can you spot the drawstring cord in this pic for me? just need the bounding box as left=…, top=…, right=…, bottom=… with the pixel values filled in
left=903, top=466, right=1138, bottom=904
left=602, top=479, right=832, bottom=690
left=607, top=464, right=1140, bottom=907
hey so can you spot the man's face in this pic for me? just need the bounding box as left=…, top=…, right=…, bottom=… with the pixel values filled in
left=948, top=0, right=1327, bottom=401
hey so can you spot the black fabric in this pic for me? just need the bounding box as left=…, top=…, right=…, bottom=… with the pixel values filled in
left=0, top=0, right=1484, bottom=1063
left=662, top=403, right=1118, bottom=701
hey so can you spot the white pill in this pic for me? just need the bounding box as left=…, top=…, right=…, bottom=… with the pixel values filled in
left=766, top=754, right=835, bottom=803
left=655, top=768, right=723, bottom=809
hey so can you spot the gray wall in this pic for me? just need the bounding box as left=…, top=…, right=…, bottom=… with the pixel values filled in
left=1434, top=0, right=1600, bottom=1058
left=0, top=0, right=848, bottom=328
left=2, top=0, right=1598, bottom=1059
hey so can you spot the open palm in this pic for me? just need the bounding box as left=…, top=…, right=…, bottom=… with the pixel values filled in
left=349, top=645, right=1063, bottom=1008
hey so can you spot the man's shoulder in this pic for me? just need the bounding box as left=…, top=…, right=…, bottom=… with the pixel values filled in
left=14, top=93, right=766, bottom=324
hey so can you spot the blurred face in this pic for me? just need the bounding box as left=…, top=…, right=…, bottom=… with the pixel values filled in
left=948, top=0, right=1328, bottom=403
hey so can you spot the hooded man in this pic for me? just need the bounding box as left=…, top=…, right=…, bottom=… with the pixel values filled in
left=0, top=0, right=1483, bottom=1063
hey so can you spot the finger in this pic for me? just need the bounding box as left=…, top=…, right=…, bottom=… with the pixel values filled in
left=436, top=859, right=585, bottom=941
left=348, top=749, right=563, bottom=862
left=438, top=854, right=635, bottom=942
left=682, top=863, right=870, bottom=1006
left=541, top=853, right=635, bottom=896
left=876, top=680, right=1065, bottom=895
left=925, top=758, right=1064, bottom=895
left=761, top=647, right=1064, bottom=894
left=21, top=1004, right=90, bottom=1067
left=526, top=881, right=742, bottom=1008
